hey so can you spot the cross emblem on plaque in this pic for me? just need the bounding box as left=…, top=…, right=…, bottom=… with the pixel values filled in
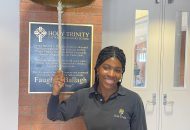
left=34, top=26, right=47, bottom=42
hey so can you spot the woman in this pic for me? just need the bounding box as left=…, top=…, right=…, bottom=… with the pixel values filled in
left=47, top=46, right=147, bottom=130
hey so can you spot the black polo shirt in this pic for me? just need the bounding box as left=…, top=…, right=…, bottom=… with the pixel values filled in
left=47, top=85, right=147, bottom=130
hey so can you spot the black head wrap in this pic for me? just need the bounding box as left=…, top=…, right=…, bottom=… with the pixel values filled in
left=94, top=46, right=126, bottom=86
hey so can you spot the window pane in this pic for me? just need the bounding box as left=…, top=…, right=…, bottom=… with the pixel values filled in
left=134, top=10, right=148, bottom=87
left=174, top=12, right=188, bottom=87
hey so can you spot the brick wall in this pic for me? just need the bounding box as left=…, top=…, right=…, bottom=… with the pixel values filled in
left=19, top=0, right=102, bottom=129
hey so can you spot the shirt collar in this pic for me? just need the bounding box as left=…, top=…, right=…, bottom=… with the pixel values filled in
left=89, top=84, right=98, bottom=95
left=89, top=84, right=126, bottom=96
left=117, top=85, right=127, bottom=96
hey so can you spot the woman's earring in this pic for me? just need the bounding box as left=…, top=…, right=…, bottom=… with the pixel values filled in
left=119, top=76, right=123, bottom=82
left=117, top=77, right=123, bottom=86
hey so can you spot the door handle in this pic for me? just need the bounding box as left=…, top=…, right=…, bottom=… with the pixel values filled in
left=147, top=93, right=156, bottom=105
left=163, top=94, right=174, bottom=106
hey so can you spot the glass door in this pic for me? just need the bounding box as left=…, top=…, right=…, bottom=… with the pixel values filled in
left=161, top=0, right=190, bottom=129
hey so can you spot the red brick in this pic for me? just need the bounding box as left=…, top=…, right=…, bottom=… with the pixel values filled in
left=19, top=114, right=32, bottom=125
left=31, top=95, right=49, bottom=106
left=31, top=123, right=60, bottom=130
left=18, top=124, right=31, bottom=130
left=19, top=94, right=32, bottom=106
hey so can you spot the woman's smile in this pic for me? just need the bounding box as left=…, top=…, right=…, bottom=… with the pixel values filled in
left=97, top=57, right=122, bottom=90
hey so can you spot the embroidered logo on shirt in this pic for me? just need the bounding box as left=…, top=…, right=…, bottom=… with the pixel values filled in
left=114, top=108, right=127, bottom=120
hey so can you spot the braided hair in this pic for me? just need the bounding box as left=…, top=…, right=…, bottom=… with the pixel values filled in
left=94, top=46, right=126, bottom=86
